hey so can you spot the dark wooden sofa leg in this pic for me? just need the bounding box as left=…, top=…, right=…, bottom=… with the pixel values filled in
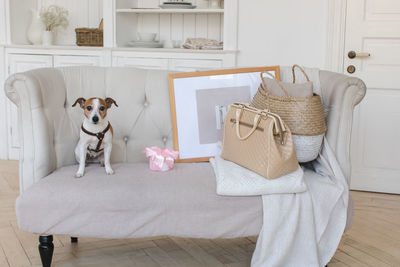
left=71, top=237, right=78, bottom=243
left=39, top=235, right=54, bottom=267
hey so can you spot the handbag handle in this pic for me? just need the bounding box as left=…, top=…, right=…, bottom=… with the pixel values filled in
left=268, top=113, right=286, bottom=145
left=292, top=64, right=310, bottom=83
left=232, top=103, right=286, bottom=133
left=235, top=108, right=261, bottom=140
left=260, top=71, right=290, bottom=97
left=232, top=103, right=287, bottom=144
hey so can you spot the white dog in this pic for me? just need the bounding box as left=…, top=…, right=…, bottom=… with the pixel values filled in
left=72, top=97, right=118, bottom=178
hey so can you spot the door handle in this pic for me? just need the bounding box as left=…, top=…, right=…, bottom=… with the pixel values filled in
left=348, top=51, right=371, bottom=59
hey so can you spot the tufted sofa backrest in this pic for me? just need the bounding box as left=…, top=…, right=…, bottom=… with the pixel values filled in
left=30, top=66, right=173, bottom=168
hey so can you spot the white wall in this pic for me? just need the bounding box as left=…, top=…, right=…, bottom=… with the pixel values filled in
left=0, top=46, right=7, bottom=160
left=0, top=0, right=7, bottom=44
left=236, top=0, right=328, bottom=69
left=0, top=1, right=7, bottom=159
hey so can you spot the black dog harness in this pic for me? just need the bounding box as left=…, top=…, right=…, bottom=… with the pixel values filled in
left=81, top=122, right=111, bottom=153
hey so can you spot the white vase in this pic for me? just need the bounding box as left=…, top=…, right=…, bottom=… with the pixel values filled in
left=42, top=31, right=54, bottom=46
left=27, top=8, right=43, bottom=45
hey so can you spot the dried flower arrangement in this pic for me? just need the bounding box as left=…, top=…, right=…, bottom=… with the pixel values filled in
left=40, top=5, right=69, bottom=32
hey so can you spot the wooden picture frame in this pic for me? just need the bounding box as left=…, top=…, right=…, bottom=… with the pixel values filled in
left=168, top=66, right=281, bottom=163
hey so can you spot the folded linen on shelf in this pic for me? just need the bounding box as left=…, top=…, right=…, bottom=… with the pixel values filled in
left=183, top=38, right=223, bottom=50
left=210, top=156, right=306, bottom=196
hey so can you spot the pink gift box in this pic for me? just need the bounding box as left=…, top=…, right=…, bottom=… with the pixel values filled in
left=144, top=146, right=179, bottom=172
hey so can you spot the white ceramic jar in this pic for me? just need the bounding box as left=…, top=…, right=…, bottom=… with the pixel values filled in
left=42, top=31, right=54, bottom=46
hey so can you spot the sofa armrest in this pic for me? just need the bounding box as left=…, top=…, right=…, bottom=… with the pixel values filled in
left=319, top=70, right=366, bottom=184
left=5, top=70, right=61, bottom=193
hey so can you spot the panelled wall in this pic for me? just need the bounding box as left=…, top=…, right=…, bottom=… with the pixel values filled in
left=137, top=13, right=222, bottom=41
left=116, top=13, right=223, bottom=47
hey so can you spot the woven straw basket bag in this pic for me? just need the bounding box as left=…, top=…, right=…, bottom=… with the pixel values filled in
left=251, top=65, right=327, bottom=162
left=221, top=103, right=298, bottom=179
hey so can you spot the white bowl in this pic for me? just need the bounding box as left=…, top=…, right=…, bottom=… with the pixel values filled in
left=137, top=33, right=156, bottom=42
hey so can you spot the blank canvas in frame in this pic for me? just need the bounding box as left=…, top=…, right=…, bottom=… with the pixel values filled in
left=169, top=67, right=280, bottom=163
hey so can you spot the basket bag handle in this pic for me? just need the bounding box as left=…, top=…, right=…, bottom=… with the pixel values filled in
left=235, top=108, right=261, bottom=140
left=292, top=64, right=310, bottom=83
left=259, top=71, right=290, bottom=97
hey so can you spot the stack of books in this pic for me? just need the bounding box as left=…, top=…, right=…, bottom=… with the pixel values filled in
left=159, top=1, right=196, bottom=9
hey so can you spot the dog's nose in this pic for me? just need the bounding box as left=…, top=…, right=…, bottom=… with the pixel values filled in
left=92, top=116, right=99, bottom=123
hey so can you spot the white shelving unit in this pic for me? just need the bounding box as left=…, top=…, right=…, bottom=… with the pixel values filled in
left=113, top=1, right=233, bottom=50
left=3, top=0, right=238, bottom=54
left=0, top=0, right=239, bottom=160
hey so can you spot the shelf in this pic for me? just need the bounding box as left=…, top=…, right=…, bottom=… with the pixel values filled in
left=5, top=44, right=104, bottom=51
left=114, top=47, right=236, bottom=54
left=116, top=8, right=224, bottom=14
left=5, top=44, right=238, bottom=55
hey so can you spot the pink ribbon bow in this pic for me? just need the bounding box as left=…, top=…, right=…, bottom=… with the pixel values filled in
left=144, top=146, right=179, bottom=172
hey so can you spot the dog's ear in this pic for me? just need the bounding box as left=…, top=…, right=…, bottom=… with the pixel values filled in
left=72, top=98, right=86, bottom=108
left=105, top=97, right=118, bottom=108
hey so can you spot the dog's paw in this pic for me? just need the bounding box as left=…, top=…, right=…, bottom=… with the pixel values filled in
left=105, top=167, right=114, bottom=175
left=75, top=172, right=84, bottom=178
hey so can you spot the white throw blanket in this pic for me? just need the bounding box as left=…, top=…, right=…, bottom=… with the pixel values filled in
left=212, top=68, right=348, bottom=266
left=210, top=156, right=306, bottom=196
left=211, top=140, right=348, bottom=266
left=251, top=138, right=348, bottom=266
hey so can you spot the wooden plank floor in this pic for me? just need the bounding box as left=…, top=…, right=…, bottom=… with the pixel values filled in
left=0, top=160, right=399, bottom=266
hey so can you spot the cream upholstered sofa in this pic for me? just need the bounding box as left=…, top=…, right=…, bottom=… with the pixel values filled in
left=5, top=67, right=366, bottom=267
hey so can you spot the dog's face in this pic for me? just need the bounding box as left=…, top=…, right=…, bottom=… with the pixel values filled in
left=72, top=97, right=118, bottom=125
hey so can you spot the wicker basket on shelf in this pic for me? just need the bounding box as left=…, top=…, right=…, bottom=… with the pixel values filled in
left=75, top=19, right=103, bottom=47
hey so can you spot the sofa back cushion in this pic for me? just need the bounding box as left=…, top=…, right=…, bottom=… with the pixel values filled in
left=41, top=67, right=173, bottom=166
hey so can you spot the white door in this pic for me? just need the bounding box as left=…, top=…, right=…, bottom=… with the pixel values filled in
left=6, top=54, right=53, bottom=159
left=345, top=0, right=400, bottom=194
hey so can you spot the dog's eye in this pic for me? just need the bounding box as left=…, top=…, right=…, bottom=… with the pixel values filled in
left=100, top=106, right=105, bottom=111
left=86, top=106, right=92, bottom=111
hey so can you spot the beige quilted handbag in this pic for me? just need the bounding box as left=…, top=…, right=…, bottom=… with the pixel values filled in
left=221, top=103, right=298, bottom=179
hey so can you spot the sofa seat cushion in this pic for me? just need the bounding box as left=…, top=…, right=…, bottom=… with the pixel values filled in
left=16, top=163, right=263, bottom=239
